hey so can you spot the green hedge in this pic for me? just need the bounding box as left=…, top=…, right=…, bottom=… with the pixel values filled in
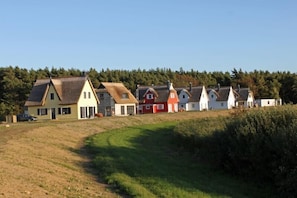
left=173, top=106, right=297, bottom=197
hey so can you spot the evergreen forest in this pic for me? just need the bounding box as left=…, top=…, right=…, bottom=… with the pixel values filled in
left=1, top=66, right=297, bottom=120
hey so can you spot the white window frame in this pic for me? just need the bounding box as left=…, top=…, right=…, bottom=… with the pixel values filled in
left=157, top=104, right=164, bottom=110
left=146, top=94, right=153, bottom=99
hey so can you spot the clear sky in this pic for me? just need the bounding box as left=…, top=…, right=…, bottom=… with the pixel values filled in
left=1, top=0, right=296, bottom=73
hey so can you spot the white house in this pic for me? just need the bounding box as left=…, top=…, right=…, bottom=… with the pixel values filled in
left=235, top=88, right=255, bottom=108
left=255, top=98, right=282, bottom=107
left=177, top=84, right=208, bottom=111
left=208, top=86, right=236, bottom=110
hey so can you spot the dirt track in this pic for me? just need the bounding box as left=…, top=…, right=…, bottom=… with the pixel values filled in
left=0, top=111, right=229, bottom=198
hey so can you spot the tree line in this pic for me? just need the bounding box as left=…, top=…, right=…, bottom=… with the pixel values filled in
left=1, top=66, right=297, bottom=120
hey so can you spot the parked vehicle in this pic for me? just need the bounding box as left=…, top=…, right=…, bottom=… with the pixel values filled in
left=17, top=114, right=37, bottom=122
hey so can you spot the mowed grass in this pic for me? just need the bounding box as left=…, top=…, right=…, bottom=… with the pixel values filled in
left=86, top=122, right=273, bottom=198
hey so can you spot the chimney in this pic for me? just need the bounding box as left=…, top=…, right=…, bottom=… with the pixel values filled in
left=136, top=84, right=140, bottom=100
left=167, top=80, right=170, bottom=89
left=166, top=80, right=174, bottom=90
left=238, top=84, right=240, bottom=91
left=189, top=82, right=192, bottom=91
left=217, top=83, right=220, bottom=90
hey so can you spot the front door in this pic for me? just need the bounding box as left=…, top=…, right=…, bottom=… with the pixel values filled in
left=51, top=108, right=56, bottom=119
left=168, top=104, right=172, bottom=113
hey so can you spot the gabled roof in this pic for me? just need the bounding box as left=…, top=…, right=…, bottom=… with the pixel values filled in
left=208, top=86, right=232, bottom=101
left=25, top=76, right=98, bottom=106
left=176, top=88, right=192, bottom=97
left=97, top=82, right=138, bottom=104
left=188, top=86, right=204, bottom=102
left=137, top=84, right=177, bottom=103
left=235, top=88, right=253, bottom=101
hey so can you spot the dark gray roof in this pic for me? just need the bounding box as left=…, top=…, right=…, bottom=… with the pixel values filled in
left=235, top=88, right=252, bottom=101
left=208, top=87, right=232, bottom=101
left=188, top=86, right=203, bottom=102
left=137, top=85, right=176, bottom=103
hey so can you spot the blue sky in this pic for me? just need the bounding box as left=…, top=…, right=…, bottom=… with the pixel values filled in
left=1, top=0, right=296, bottom=72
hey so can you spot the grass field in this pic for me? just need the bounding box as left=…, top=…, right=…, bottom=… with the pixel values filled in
left=0, top=111, right=230, bottom=197
left=86, top=122, right=274, bottom=198
left=0, top=109, right=275, bottom=197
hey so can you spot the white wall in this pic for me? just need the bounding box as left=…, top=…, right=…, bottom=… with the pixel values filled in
left=208, top=88, right=235, bottom=110
left=114, top=104, right=136, bottom=116
left=255, top=99, right=280, bottom=107
left=178, top=90, right=190, bottom=111
left=77, top=80, right=98, bottom=119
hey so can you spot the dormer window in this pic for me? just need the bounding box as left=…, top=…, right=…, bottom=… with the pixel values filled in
left=122, top=93, right=128, bottom=99
left=146, top=94, right=153, bottom=99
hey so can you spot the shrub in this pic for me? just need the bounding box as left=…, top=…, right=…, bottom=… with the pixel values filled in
left=174, top=106, right=297, bottom=197
left=216, top=106, right=297, bottom=197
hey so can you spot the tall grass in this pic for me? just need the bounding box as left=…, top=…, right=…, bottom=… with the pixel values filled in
left=86, top=122, right=273, bottom=198
left=174, top=106, right=297, bottom=198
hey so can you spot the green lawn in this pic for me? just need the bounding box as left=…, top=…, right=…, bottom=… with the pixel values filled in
left=85, top=122, right=273, bottom=198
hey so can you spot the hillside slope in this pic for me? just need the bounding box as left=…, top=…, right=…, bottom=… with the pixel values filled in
left=0, top=111, right=228, bottom=197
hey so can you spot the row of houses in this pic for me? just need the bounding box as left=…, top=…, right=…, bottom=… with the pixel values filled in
left=24, top=76, right=282, bottom=120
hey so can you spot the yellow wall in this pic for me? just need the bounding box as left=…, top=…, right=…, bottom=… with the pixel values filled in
left=28, top=84, right=78, bottom=120
left=77, top=80, right=98, bottom=119
left=27, top=80, right=98, bottom=120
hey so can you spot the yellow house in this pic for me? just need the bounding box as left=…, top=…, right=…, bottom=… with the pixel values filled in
left=25, top=76, right=99, bottom=120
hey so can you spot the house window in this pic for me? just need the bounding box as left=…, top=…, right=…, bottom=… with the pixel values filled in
left=170, top=93, right=175, bottom=98
left=121, top=106, right=125, bottom=115
left=58, top=107, right=71, bottom=115
left=211, top=94, right=214, bottom=98
left=63, top=107, right=71, bottom=114
left=146, top=105, right=150, bottom=109
left=127, top=106, right=134, bottom=115
left=192, top=104, right=195, bottom=108
left=221, top=103, right=224, bottom=107
left=89, top=106, right=95, bottom=117
left=182, top=95, right=185, bottom=99
left=146, top=94, right=153, bottom=99
left=80, top=107, right=87, bottom=118
left=122, top=93, right=128, bottom=99
left=88, top=92, right=91, bottom=99
left=37, top=108, right=48, bottom=115
left=99, top=93, right=104, bottom=99
left=157, top=104, right=164, bottom=110
left=50, top=93, right=54, bottom=100
left=84, top=92, right=86, bottom=99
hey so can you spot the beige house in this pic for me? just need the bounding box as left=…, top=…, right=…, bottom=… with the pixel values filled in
left=96, top=82, right=138, bottom=116
left=25, top=76, right=99, bottom=120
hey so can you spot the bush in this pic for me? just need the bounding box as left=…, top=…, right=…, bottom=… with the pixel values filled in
left=174, top=106, right=297, bottom=197
left=173, top=116, right=227, bottom=160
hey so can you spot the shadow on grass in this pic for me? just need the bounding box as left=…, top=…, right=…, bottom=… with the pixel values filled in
left=73, top=124, right=273, bottom=198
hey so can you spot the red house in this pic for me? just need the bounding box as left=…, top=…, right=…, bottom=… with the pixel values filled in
left=136, top=81, right=179, bottom=114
